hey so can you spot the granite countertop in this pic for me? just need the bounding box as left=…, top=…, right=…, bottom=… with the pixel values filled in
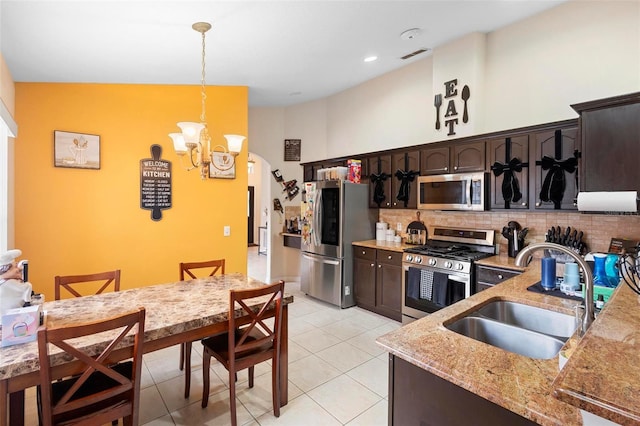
left=352, top=239, right=414, bottom=253
left=0, top=273, right=293, bottom=380
left=377, top=266, right=639, bottom=425
left=475, top=254, right=529, bottom=271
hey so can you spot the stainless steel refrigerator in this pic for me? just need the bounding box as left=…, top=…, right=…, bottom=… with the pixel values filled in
left=300, top=180, right=376, bottom=308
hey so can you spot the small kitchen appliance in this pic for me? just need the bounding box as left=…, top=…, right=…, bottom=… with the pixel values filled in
left=417, top=173, right=488, bottom=211
left=402, top=226, right=496, bottom=324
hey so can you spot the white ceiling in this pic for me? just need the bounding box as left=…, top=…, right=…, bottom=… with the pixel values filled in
left=1, top=1, right=567, bottom=107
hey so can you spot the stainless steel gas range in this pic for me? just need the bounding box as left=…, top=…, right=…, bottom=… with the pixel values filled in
left=401, top=226, right=496, bottom=324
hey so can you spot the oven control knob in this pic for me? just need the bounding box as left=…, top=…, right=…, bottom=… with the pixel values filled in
left=415, top=256, right=422, bottom=264
left=428, top=258, right=436, bottom=266
left=455, top=263, right=464, bottom=271
left=444, top=261, right=453, bottom=269
left=406, top=255, right=413, bottom=262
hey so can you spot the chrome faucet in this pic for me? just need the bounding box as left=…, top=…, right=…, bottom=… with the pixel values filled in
left=515, top=242, right=594, bottom=335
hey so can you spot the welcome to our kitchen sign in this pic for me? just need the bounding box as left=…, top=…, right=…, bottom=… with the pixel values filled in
left=434, top=79, right=470, bottom=136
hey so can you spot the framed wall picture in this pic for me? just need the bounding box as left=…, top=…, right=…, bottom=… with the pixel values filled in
left=54, top=130, right=101, bottom=169
left=209, top=152, right=236, bottom=179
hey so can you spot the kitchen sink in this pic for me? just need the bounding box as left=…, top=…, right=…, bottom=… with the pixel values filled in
left=445, top=300, right=578, bottom=359
left=474, top=301, right=577, bottom=339
left=446, top=317, right=567, bottom=359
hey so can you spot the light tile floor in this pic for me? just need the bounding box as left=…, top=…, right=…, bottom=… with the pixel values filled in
left=22, top=247, right=400, bottom=425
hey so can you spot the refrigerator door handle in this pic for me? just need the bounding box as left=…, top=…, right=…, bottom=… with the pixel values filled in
left=313, top=189, right=322, bottom=246
left=302, top=253, right=340, bottom=266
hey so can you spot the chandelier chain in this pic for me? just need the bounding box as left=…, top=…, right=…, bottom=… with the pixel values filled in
left=200, top=29, right=207, bottom=124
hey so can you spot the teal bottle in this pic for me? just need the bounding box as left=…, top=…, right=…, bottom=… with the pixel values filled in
left=605, top=254, right=621, bottom=287
left=593, top=253, right=615, bottom=288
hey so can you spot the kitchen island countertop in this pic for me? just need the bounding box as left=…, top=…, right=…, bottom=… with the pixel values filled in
left=377, top=263, right=640, bottom=425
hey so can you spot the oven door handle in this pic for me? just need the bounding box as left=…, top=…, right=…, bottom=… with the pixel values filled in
left=448, top=274, right=468, bottom=283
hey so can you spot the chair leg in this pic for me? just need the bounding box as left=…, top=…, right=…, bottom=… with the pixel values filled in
left=249, top=366, right=254, bottom=388
left=201, top=350, right=211, bottom=408
left=273, top=355, right=281, bottom=418
left=184, top=341, right=192, bottom=398
left=179, top=342, right=185, bottom=370
left=229, top=369, right=238, bottom=426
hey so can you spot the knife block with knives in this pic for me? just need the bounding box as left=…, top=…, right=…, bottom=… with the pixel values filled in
left=544, top=226, right=587, bottom=260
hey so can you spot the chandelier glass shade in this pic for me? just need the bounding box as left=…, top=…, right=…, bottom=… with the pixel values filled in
left=170, top=22, right=245, bottom=179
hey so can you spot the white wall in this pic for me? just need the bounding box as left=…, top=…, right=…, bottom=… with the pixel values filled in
left=249, top=0, right=640, bottom=281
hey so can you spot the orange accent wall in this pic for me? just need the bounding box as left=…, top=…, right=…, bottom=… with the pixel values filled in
left=14, top=83, right=248, bottom=301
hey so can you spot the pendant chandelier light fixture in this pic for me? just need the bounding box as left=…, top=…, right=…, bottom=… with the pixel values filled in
left=169, top=22, right=245, bottom=179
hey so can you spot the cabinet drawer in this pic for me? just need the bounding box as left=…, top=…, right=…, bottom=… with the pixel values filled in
left=476, top=266, right=520, bottom=285
left=377, top=250, right=401, bottom=265
left=354, top=247, right=376, bottom=261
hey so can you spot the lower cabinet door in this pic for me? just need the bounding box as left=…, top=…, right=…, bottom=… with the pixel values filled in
left=376, top=261, right=402, bottom=321
left=353, top=256, right=376, bottom=310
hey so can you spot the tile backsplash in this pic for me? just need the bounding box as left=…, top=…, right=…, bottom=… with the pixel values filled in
left=379, top=210, right=640, bottom=255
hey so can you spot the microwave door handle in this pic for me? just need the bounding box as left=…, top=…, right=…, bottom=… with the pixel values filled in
left=466, top=178, right=472, bottom=208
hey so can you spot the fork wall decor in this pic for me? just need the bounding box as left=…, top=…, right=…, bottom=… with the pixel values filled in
left=434, top=79, right=471, bottom=136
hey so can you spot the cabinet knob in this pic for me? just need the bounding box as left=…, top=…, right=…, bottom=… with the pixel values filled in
left=522, top=202, right=527, bottom=207
left=444, top=166, right=448, bottom=171
left=378, top=264, right=382, bottom=268
left=388, top=255, right=392, bottom=260
left=454, top=166, right=458, bottom=171
left=536, top=201, right=541, bottom=207
left=370, top=263, right=375, bottom=267
left=362, top=250, right=366, bottom=255
left=498, top=274, right=504, bottom=279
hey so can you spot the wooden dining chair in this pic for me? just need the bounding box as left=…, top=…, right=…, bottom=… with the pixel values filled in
left=54, top=269, right=121, bottom=300
left=179, top=258, right=225, bottom=398
left=201, top=280, right=284, bottom=426
left=37, top=307, right=146, bottom=426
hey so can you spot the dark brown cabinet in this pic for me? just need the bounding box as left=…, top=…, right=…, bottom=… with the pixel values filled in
left=488, top=136, right=529, bottom=209
left=533, top=126, right=579, bottom=210
left=420, top=141, right=485, bottom=175
left=353, top=246, right=402, bottom=321
left=390, top=150, right=420, bottom=209
left=572, top=92, right=640, bottom=192
left=420, top=146, right=450, bottom=175
left=367, top=155, right=392, bottom=208
left=390, top=355, right=537, bottom=426
left=353, top=247, right=376, bottom=309
left=474, top=264, right=521, bottom=293
left=453, top=141, right=486, bottom=173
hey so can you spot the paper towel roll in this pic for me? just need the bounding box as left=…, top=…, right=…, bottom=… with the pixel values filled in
left=577, top=191, right=638, bottom=212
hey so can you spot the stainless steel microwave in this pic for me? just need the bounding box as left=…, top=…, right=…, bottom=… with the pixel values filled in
left=417, top=173, right=487, bottom=211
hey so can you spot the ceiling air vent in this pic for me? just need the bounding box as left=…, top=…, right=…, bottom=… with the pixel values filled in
left=401, top=48, right=430, bottom=60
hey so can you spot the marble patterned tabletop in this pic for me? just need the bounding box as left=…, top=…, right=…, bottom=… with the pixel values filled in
left=0, top=273, right=293, bottom=381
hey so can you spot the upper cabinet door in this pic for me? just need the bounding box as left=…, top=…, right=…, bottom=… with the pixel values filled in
left=576, top=96, right=640, bottom=192
left=452, top=141, right=486, bottom=173
left=368, top=155, right=392, bottom=208
left=533, top=127, right=579, bottom=210
left=391, top=150, right=420, bottom=209
left=420, top=146, right=450, bottom=175
left=488, top=135, right=529, bottom=209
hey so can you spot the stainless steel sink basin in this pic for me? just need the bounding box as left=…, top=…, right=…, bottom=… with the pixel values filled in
left=446, top=317, right=567, bottom=359
left=474, top=301, right=577, bottom=339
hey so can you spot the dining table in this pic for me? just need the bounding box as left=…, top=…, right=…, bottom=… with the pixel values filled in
left=0, top=273, right=293, bottom=426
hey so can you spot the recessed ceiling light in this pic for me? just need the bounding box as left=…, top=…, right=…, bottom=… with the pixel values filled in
left=364, top=56, right=378, bottom=63
left=289, top=91, right=302, bottom=96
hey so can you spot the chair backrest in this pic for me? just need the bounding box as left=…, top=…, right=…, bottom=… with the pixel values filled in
left=37, top=307, right=146, bottom=426
left=229, top=281, right=284, bottom=365
left=54, top=269, right=121, bottom=300
left=179, top=259, right=225, bottom=280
